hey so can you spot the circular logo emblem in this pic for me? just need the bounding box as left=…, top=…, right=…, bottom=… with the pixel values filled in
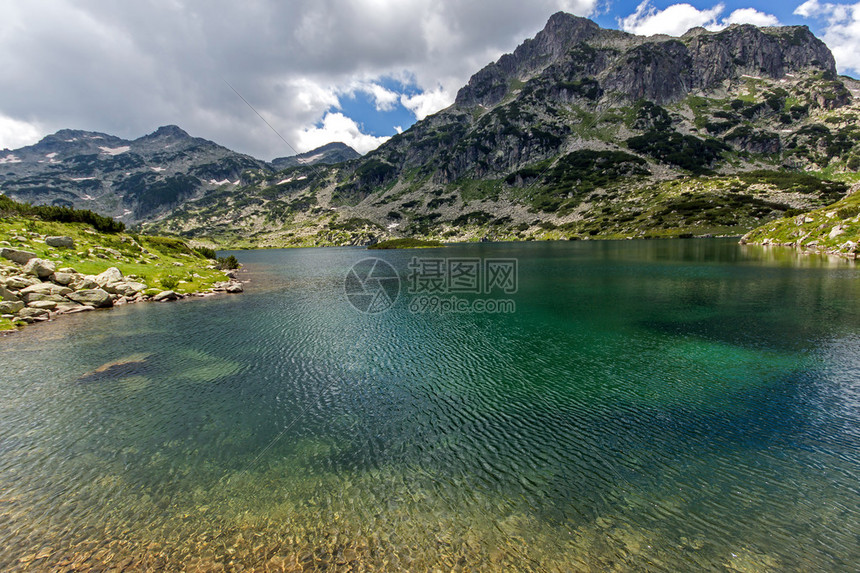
left=344, top=257, right=400, bottom=313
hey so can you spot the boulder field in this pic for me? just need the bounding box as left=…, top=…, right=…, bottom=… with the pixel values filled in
left=1, top=240, right=243, bottom=327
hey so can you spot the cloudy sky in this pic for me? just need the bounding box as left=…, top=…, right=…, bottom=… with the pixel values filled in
left=1, top=0, right=859, bottom=159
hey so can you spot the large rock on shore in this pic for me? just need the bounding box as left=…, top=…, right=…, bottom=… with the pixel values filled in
left=45, top=236, right=75, bottom=248
left=19, top=282, right=73, bottom=302
left=4, top=275, right=40, bottom=289
left=71, top=275, right=99, bottom=290
left=17, top=307, right=50, bottom=322
left=95, top=267, right=123, bottom=287
left=103, top=280, right=147, bottom=297
left=0, top=300, right=25, bottom=314
left=50, top=271, right=75, bottom=286
left=66, top=288, right=114, bottom=308
left=22, top=258, right=56, bottom=279
left=0, top=248, right=37, bottom=265
left=152, top=290, right=178, bottom=302
left=0, top=284, right=22, bottom=302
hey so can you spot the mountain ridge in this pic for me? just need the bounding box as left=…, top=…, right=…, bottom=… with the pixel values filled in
left=3, top=13, right=859, bottom=251
left=0, top=127, right=359, bottom=225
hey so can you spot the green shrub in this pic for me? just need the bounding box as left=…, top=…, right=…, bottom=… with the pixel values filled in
left=194, top=246, right=217, bottom=259
left=141, top=235, right=196, bottom=255
left=160, top=275, right=180, bottom=289
left=0, top=194, right=125, bottom=233
left=627, top=131, right=726, bottom=174
left=216, top=255, right=240, bottom=270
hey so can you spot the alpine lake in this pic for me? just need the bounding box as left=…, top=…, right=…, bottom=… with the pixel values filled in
left=1, top=239, right=858, bottom=571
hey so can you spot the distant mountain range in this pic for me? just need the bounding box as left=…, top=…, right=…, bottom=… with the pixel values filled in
left=271, top=143, right=360, bottom=169
left=2, top=12, right=859, bottom=249
left=0, top=126, right=358, bottom=224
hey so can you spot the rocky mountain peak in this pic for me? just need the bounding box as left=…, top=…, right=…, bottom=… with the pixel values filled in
left=456, top=12, right=838, bottom=109
left=142, top=125, right=191, bottom=140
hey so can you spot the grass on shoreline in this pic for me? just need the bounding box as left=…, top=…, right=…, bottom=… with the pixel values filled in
left=0, top=218, right=229, bottom=296
left=368, top=238, right=445, bottom=250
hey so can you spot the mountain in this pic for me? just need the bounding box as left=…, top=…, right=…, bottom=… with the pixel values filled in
left=0, top=128, right=358, bottom=227
left=144, top=13, right=860, bottom=247
left=0, top=125, right=270, bottom=224
left=271, top=143, right=361, bottom=169
left=4, top=13, right=858, bottom=248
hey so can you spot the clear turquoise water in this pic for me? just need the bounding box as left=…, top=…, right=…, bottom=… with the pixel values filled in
left=1, top=239, right=858, bottom=571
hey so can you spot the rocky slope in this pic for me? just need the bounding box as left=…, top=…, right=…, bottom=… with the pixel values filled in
left=741, top=183, right=860, bottom=258
left=144, top=13, right=860, bottom=247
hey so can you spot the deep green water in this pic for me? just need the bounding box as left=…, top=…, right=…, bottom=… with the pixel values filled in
left=1, top=239, right=859, bottom=571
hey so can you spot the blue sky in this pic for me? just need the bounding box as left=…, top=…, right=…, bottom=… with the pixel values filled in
left=0, top=1, right=858, bottom=158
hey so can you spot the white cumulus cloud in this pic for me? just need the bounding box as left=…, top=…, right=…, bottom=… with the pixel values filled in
left=724, top=8, right=780, bottom=27
left=295, top=112, right=390, bottom=155
left=619, top=2, right=725, bottom=36
left=401, top=87, right=455, bottom=120
left=0, top=115, right=42, bottom=150
left=795, top=1, right=860, bottom=75
left=619, top=1, right=779, bottom=37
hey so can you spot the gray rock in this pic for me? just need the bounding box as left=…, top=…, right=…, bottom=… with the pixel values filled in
left=17, top=307, right=50, bottom=319
left=0, top=284, right=22, bottom=302
left=23, top=293, right=69, bottom=304
left=152, top=290, right=178, bottom=302
left=4, top=275, right=40, bottom=289
left=226, top=282, right=244, bottom=293
left=50, top=272, right=75, bottom=286
left=45, top=236, right=75, bottom=248
left=20, top=282, right=73, bottom=298
left=65, top=288, right=113, bottom=308
left=104, top=280, right=148, bottom=297
left=71, top=275, right=100, bottom=290
left=0, top=300, right=25, bottom=314
left=22, top=258, right=56, bottom=279
left=63, top=305, right=95, bottom=314
left=95, top=267, right=123, bottom=287
left=28, top=300, right=58, bottom=310
left=0, top=248, right=37, bottom=265
left=19, top=285, right=70, bottom=304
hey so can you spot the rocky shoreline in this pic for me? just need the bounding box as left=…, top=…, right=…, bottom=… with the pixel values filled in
left=739, top=235, right=859, bottom=260
left=1, top=241, right=244, bottom=331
